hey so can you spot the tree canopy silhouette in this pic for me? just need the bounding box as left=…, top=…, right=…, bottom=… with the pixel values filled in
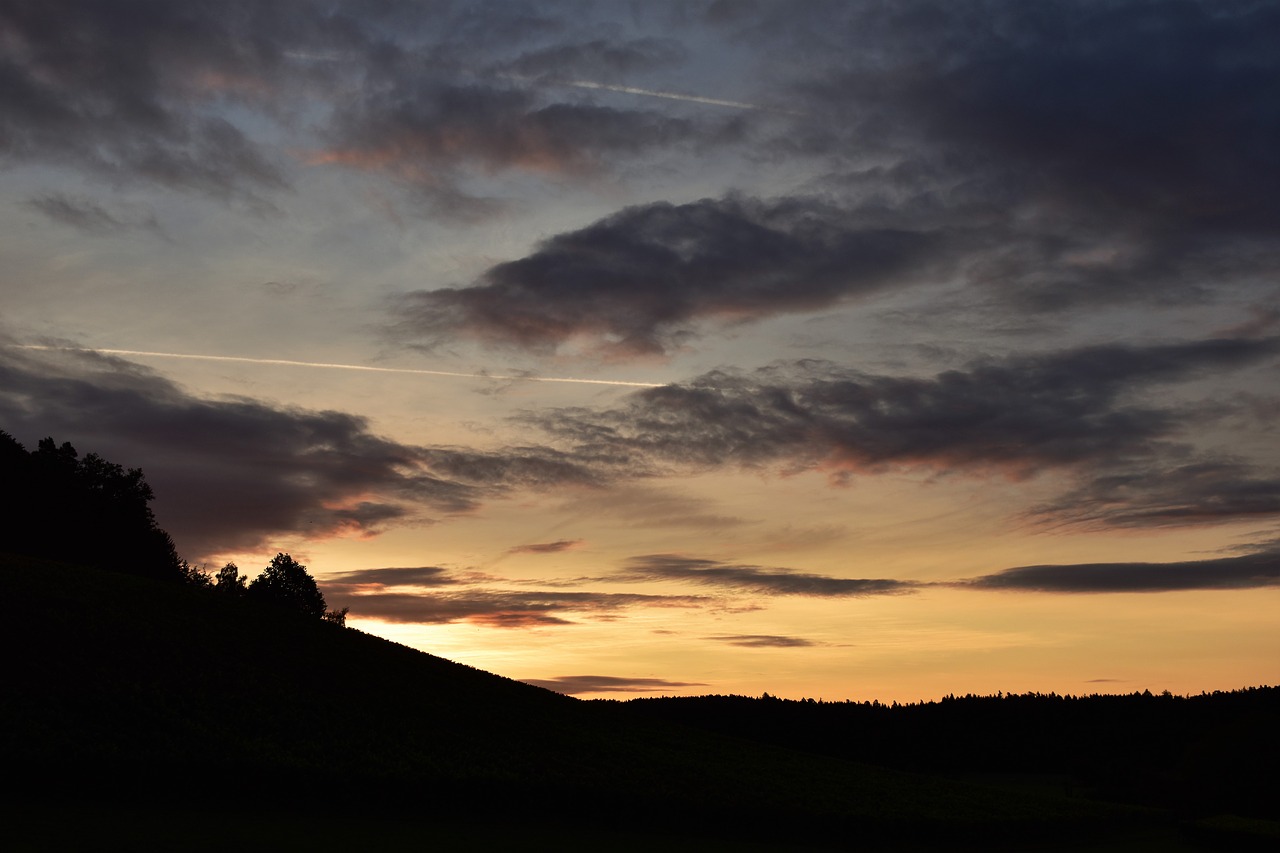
left=1, top=430, right=183, bottom=582
left=247, top=553, right=328, bottom=619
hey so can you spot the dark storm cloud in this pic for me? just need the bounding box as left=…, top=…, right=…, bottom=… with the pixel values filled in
left=395, top=195, right=948, bottom=357
left=705, top=634, right=819, bottom=648
left=620, top=555, right=916, bottom=597
left=965, top=548, right=1280, bottom=593
left=522, top=675, right=707, bottom=695
left=325, top=588, right=711, bottom=628
left=0, top=344, right=599, bottom=558
left=528, top=337, right=1280, bottom=481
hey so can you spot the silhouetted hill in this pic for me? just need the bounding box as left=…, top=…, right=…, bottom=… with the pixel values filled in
left=2, top=553, right=1256, bottom=850
left=617, top=688, right=1280, bottom=824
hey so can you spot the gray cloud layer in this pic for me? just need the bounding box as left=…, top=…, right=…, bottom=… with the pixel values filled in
left=0, top=1, right=736, bottom=213
left=395, top=196, right=948, bottom=357
left=0, top=345, right=597, bottom=558
left=528, top=337, right=1278, bottom=484
left=384, top=1, right=1280, bottom=354
left=325, top=587, right=710, bottom=629
left=621, top=555, right=916, bottom=597
left=7, top=331, right=1273, bottom=561
left=965, top=549, right=1280, bottom=593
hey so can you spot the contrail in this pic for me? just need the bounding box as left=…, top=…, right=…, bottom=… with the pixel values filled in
left=561, top=79, right=767, bottom=111
left=498, top=73, right=804, bottom=116
left=16, top=345, right=665, bottom=388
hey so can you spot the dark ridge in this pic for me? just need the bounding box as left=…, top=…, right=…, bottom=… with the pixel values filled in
left=616, top=688, right=1280, bottom=823
left=3, top=553, right=1165, bottom=851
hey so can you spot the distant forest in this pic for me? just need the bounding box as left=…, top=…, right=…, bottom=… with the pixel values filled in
left=615, top=687, right=1280, bottom=822
left=0, top=430, right=343, bottom=624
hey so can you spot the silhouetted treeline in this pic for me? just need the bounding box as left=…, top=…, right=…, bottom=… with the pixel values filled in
left=204, top=552, right=347, bottom=625
left=1, top=430, right=184, bottom=582
left=1, top=430, right=344, bottom=624
left=616, top=687, right=1280, bottom=821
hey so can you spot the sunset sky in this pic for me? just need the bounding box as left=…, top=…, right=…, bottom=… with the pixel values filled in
left=3, top=0, right=1278, bottom=701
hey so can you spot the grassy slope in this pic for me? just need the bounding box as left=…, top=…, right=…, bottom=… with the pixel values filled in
left=2, top=554, right=1164, bottom=850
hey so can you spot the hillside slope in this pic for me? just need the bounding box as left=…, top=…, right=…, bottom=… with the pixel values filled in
left=3, top=554, right=1157, bottom=850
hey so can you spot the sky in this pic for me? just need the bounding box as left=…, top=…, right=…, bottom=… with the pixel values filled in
left=2, top=0, right=1278, bottom=702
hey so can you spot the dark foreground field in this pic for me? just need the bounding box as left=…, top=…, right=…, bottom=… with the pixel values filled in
left=3, top=554, right=1275, bottom=851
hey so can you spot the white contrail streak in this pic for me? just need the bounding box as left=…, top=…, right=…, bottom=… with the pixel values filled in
left=561, top=79, right=766, bottom=111
left=16, top=345, right=665, bottom=388
left=498, top=73, right=804, bottom=115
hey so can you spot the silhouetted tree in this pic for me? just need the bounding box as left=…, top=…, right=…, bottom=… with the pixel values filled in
left=214, top=562, right=247, bottom=596
left=180, top=559, right=212, bottom=587
left=247, top=553, right=327, bottom=618
left=321, top=606, right=349, bottom=627
left=1, top=431, right=184, bottom=582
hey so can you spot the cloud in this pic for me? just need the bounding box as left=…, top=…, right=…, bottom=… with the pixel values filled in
left=521, top=675, right=707, bottom=695
left=0, top=2, right=717, bottom=212
left=500, top=37, right=687, bottom=82
left=327, top=588, right=711, bottom=628
left=766, top=1, right=1280, bottom=231
left=315, top=83, right=701, bottom=202
left=393, top=195, right=948, bottom=357
left=323, top=566, right=459, bottom=589
left=0, top=343, right=599, bottom=559
left=25, top=193, right=161, bottom=235
left=705, top=634, right=819, bottom=648
left=1029, top=461, right=1280, bottom=530
left=964, top=548, right=1280, bottom=593
left=775, top=2, right=1280, bottom=313
left=528, top=337, right=1280, bottom=482
left=0, top=1, right=296, bottom=200
left=620, top=555, right=916, bottom=597
left=508, top=539, right=584, bottom=555
left=550, top=486, right=745, bottom=532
